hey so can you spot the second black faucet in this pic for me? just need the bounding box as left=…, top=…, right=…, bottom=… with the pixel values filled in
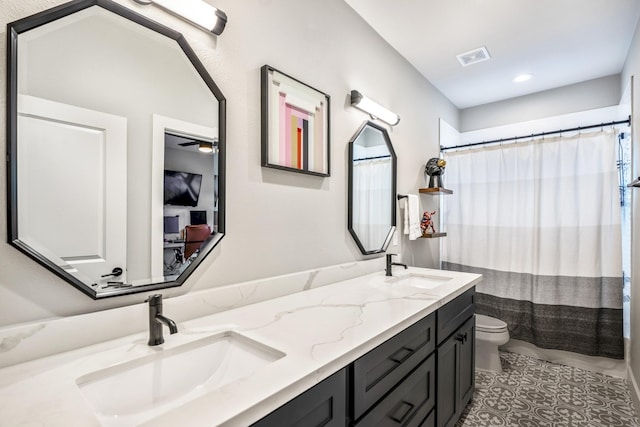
left=385, top=253, right=407, bottom=276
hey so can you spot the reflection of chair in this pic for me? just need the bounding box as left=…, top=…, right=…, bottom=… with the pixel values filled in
left=164, top=244, right=184, bottom=275
left=184, top=224, right=211, bottom=259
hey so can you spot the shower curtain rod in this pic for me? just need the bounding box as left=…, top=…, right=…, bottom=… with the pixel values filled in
left=441, top=116, right=631, bottom=152
left=353, top=154, right=391, bottom=161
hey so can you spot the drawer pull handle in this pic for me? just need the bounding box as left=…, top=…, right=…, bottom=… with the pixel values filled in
left=455, top=332, right=468, bottom=342
left=389, top=346, right=413, bottom=364
left=389, top=400, right=414, bottom=423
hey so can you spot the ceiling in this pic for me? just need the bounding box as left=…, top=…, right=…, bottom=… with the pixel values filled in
left=344, top=0, right=640, bottom=109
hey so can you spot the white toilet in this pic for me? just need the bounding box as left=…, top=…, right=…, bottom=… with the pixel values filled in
left=475, top=314, right=510, bottom=372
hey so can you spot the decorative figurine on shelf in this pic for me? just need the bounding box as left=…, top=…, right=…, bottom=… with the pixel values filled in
left=420, top=211, right=437, bottom=234
left=425, top=157, right=446, bottom=188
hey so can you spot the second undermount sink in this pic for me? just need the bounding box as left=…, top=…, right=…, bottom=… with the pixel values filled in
left=389, top=273, right=454, bottom=290
left=76, top=331, right=285, bottom=426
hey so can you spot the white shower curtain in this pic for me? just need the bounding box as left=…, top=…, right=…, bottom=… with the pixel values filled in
left=442, top=130, right=624, bottom=358
left=352, top=157, right=392, bottom=250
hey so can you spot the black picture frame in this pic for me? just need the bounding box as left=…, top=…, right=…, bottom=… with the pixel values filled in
left=261, top=65, right=331, bottom=177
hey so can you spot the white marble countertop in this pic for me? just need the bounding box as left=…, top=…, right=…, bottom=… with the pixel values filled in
left=0, top=267, right=481, bottom=427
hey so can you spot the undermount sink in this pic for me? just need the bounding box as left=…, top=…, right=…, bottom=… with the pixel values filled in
left=389, top=273, right=454, bottom=290
left=76, top=331, right=285, bottom=426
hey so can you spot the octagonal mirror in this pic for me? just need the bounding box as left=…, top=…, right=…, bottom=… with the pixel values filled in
left=348, top=121, right=397, bottom=255
left=7, top=0, right=226, bottom=298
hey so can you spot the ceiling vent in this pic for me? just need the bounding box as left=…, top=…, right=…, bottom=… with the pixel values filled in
left=456, top=46, right=491, bottom=67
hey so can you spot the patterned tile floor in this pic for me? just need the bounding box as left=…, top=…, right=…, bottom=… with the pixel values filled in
left=456, top=352, right=640, bottom=427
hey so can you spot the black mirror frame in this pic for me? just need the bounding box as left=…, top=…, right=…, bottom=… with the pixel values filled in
left=347, top=121, right=397, bottom=255
left=6, top=0, right=226, bottom=299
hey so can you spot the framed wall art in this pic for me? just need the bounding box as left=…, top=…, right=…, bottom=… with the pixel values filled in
left=261, top=65, right=330, bottom=177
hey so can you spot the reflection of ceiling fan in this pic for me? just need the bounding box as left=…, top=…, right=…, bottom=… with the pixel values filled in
left=178, top=138, right=219, bottom=153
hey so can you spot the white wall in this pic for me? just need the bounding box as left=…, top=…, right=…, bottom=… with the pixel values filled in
left=460, top=74, right=621, bottom=132
left=459, top=106, right=625, bottom=147
left=0, top=0, right=457, bottom=326
left=622, top=15, right=640, bottom=411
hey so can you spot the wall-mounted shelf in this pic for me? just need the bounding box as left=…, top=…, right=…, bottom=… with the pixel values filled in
left=419, top=187, right=453, bottom=195
left=419, top=188, right=451, bottom=238
left=421, top=232, right=447, bottom=238
left=399, top=188, right=452, bottom=239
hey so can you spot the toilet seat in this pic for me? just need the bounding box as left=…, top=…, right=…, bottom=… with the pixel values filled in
left=476, top=314, right=508, bottom=333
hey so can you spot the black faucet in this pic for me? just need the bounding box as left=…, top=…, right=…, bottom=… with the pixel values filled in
left=386, top=253, right=408, bottom=276
left=146, top=294, right=178, bottom=346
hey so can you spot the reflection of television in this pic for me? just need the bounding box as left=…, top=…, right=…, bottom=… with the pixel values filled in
left=164, top=216, right=180, bottom=234
left=190, top=210, right=207, bottom=225
left=164, top=170, right=202, bottom=207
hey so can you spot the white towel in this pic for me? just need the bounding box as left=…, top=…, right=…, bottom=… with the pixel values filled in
left=403, top=194, right=421, bottom=240
left=403, top=200, right=410, bottom=234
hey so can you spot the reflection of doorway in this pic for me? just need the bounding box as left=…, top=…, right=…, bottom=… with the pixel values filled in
left=17, top=94, right=127, bottom=283
left=150, top=115, right=218, bottom=280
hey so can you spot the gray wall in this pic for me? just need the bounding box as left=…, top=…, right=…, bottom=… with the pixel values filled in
left=0, top=0, right=456, bottom=326
left=459, top=74, right=621, bottom=132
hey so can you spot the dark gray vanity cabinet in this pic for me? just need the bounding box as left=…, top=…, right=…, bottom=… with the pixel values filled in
left=250, top=287, right=475, bottom=427
left=436, top=288, right=476, bottom=427
left=251, top=368, right=347, bottom=427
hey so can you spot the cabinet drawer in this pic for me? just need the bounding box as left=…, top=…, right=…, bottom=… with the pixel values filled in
left=352, top=313, right=436, bottom=421
left=437, top=287, right=475, bottom=345
left=355, top=354, right=436, bottom=427
left=251, top=368, right=346, bottom=427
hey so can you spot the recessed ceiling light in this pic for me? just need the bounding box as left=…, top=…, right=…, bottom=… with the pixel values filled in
left=513, top=73, right=533, bottom=83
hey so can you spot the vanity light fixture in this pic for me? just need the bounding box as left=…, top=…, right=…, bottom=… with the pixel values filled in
left=350, top=90, right=400, bottom=126
left=133, top=0, right=227, bottom=35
